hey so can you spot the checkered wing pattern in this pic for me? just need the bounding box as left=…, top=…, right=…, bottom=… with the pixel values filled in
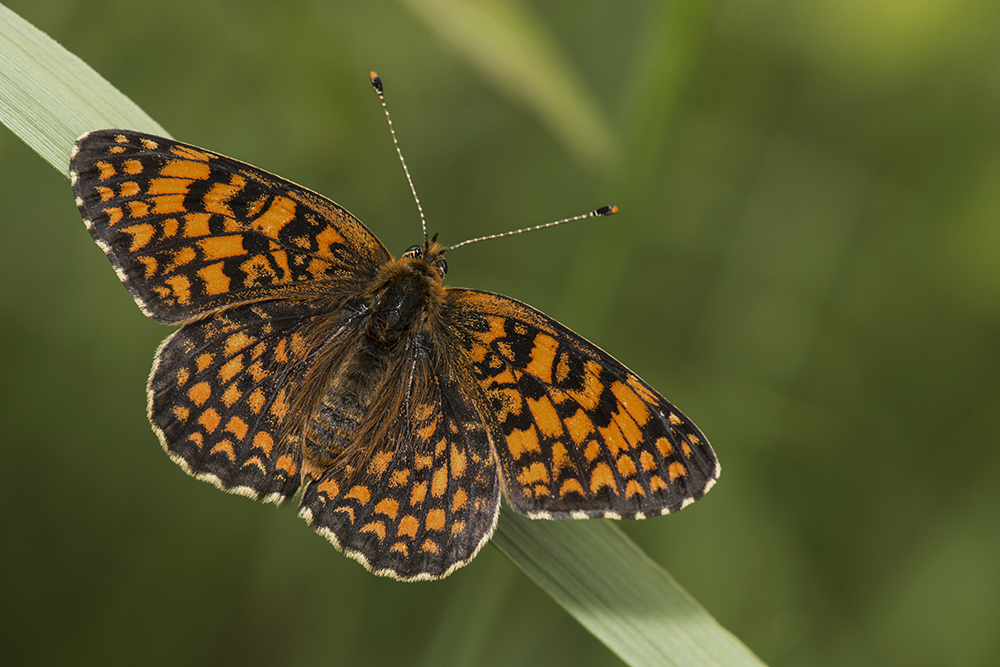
left=71, top=130, right=389, bottom=322
left=298, top=355, right=501, bottom=580
left=450, top=289, right=720, bottom=519
left=148, top=299, right=333, bottom=502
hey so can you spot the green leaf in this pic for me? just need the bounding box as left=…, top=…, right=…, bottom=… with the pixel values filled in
left=0, top=2, right=165, bottom=174
left=0, top=4, right=764, bottom=666
left=399, top=0, right=618, bottom=173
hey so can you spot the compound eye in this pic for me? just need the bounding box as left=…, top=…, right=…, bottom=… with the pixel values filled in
left=435, top=258, right=448, bottom=277
left=402, top=245, right=422, bottom=259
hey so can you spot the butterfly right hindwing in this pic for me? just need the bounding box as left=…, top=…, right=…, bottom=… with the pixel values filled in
left=298, top=346, right=501, bottom=580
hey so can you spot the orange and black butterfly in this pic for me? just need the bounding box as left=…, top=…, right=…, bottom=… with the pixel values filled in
left=70, top=94, right=719, bottom=580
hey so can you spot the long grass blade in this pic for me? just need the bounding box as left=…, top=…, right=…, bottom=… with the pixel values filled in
left=0, top=2, right=165, bottom=173
left=494, top=510, right=766, bottom=667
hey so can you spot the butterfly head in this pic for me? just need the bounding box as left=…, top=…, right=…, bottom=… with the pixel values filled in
left=400, top=233, right=448, bottom=281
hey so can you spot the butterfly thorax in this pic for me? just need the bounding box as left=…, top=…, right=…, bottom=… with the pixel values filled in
left=299, top=242, right=449, bottom=477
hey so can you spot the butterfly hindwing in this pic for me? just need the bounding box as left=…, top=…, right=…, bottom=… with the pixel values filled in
left=449, top=289, right=720, bottom=519
left=70, top=129, right=390, bottom=322
left=299, top=353, right=501, bottom=580
left=148, top=298, right=334, bottom=502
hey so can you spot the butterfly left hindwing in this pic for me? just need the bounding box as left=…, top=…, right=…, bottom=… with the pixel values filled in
left=147, top=298, right=327, bottom=503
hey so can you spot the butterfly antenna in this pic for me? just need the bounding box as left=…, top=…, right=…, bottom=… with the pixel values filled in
left=370, top=72, right=428, bottom=244
left=443, top=205, right=619, bottom=254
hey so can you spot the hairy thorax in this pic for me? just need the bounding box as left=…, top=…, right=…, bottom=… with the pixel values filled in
left=300, top=250, right=449, bottom=476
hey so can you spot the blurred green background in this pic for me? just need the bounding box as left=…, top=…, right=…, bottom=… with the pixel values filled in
left=2, top=0, right=1000, bottom=665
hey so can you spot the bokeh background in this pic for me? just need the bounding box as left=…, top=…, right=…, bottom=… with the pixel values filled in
left=3, top=1, right=999, bottom=665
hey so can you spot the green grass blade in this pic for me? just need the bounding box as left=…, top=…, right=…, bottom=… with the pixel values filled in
left=493, top=510, right=766, bottom=667
left=0, top=2, right=166, bottom=174
left=399, top=0, right=618, bottom=173
left=0, top=4, right=763, bottom=666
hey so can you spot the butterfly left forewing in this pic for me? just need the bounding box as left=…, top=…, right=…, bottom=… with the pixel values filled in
left=70, top=129, right=390, bottom=323
left=448, top=288, right=720, bottom=519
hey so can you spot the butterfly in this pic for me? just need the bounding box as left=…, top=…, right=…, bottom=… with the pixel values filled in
left=70, top=120, right=719, bottom=581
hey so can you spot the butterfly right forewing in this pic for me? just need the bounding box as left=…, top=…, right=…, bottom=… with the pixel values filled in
left=448, top=288, right=720, bottom=520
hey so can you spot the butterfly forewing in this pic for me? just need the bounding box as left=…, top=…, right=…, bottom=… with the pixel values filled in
left=449, top=289, right=719, bottom=519
left=70, top=130, right=390, bottom=322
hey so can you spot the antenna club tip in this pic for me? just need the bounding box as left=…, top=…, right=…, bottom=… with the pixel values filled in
left=369, top=72, right=383, bottom=93
left=595, top=205, right=619, bottom=216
